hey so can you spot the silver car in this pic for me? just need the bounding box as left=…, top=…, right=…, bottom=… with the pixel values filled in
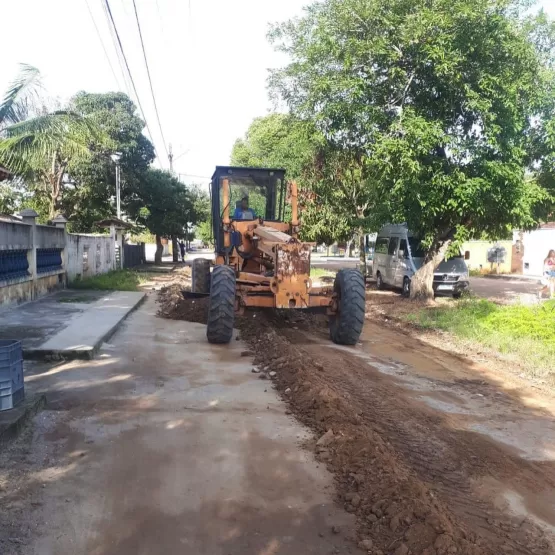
left=372, top=224, right=469, bottom=298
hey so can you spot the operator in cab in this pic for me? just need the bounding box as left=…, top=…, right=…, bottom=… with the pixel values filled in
left=233, top=196, right=257, bottom=220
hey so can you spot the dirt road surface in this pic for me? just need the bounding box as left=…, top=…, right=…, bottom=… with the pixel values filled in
left=239, top=311, right=555, bottom=555
left=0, top=295, right=360, bottom=555
left=3, top=275, right=555, bottom=555
left=160, top=282, right=555, bottom=555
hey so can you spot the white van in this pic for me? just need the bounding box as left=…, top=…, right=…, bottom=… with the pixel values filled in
left=372, top=224, right=469, bottom=297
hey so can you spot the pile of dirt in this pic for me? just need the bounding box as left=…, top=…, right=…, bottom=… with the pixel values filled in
left=157, top=291, right=552, bottom=555
left=156, top=283, right=209, bottom=324
left=243, top=329, right=483, bottom=555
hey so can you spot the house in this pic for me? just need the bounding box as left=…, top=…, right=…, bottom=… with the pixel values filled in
left=462, top=240, right=513, bottom=274
left=513, top=223, right=555, bottom=276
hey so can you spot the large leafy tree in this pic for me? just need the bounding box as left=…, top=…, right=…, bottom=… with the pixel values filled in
left=230, top=114, right=354, bottom=250
left=125, top=169, right=195, bottom=263
left=64, top=92, right=155, bottom=231
left=0, top=65, right=102, bottom=219
left=270, top=0, right=555, bottom=297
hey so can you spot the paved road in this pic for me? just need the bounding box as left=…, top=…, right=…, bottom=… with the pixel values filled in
left=469, top=276, right=540, bottom=300
left=1, top=295, right=360, bottom=555
left=161, top=253, right=540, bottom=301
left=314, top=258, right=541, bottom=300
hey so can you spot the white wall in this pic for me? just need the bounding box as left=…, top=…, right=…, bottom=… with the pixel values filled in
left=520, top=229, right=555, bottom=276
left=66, top=234, right=115, bottom=281
left=144, top=242, right=170, bottom=262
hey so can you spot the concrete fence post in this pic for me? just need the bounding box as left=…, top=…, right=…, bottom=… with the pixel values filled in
left=52, top=214, right=69, bottom=285
left=19, top=209, right=38, bottom=287
left=110, top=224, right=117, bottom=270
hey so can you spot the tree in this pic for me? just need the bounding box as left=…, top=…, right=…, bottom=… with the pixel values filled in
left=301, top=144, right=376, bottom=273
left=125, top=169, right=194, bottom=263
left=64, top=92, right=155, bottom=231
left=230, top=114, right=358, bottom=250
left=186, top=184, right=211, bottom=250
left=0, top=65, right=102, bottom=219
left=196, top=220, right=213, bottom=246
left=270, top=0, right=555, bottom=297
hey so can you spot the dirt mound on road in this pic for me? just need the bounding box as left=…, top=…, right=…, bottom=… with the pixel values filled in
left=157, top=293, right=553, bottom=555
left=156, top=283, right=209, bottom=324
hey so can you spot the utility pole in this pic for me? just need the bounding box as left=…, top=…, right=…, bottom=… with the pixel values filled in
left=110, top=153, right=122, bottom=218
left=168, top=143, right=174, bottom=174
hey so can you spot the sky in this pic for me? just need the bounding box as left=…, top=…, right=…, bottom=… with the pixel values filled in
left=1, top=0, right=554, bottom=187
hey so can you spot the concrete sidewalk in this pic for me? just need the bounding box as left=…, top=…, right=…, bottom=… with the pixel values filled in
left=0, top=295, right=359, bottom=555
left=0, top=289, right=145, bottom=360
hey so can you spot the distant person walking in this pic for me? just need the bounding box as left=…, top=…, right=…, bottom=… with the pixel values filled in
left=539, top=249, right=555, bottom=300
left=179, top=240, right=186, bottom=262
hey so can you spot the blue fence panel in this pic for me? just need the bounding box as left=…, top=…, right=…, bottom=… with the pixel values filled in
left=37, top=248, right=63, bottom=274
left=0, top=250, right=29, bottom=281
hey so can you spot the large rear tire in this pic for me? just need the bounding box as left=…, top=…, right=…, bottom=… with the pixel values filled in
left=329, top=269, right=365, bottom=345
left=207, top=265, right=236, bottom=344
left=192, top=258, right=211, bottom=294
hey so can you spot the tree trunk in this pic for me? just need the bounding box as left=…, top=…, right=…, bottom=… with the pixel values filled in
left=409, top=240, right=451, bottom=300
left=345, top=239, right=352, bottom=258
left=358, top=228, right=367, bottom=277
left=171, top=236, right=179, bottom=263
left=48, top=152, right=66, bottom=220
left=155, top=235, right=163, bottom=264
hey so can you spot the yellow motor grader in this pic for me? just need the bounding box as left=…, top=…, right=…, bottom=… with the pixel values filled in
left=192, top=166, right=365, bottom=345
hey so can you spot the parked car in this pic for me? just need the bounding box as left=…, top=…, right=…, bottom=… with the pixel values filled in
left=372, top=224, right=469, bottom=298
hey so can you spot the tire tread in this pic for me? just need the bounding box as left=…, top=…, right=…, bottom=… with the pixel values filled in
left=206, top=265, right=236, bottom=344
left=330, top=269, right=365, bottom=345
left=192, top=258, right=211, bottom=294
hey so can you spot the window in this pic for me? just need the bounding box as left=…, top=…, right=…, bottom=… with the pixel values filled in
left=375, top=237, right=389, bottom=254
left=408, top=237, right=426, bottom=258
left=399, top=238, right=408, bottom=258
left=388, top=237, right=398, bottom=255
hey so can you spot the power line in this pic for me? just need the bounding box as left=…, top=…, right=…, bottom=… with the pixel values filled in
left=131, top=0, right=169, bottom=161
left=103, top=0, right=162, bottom=167
left=84, top=0, right=122, bottom=90
left=101, top=0, right=133, bottom=97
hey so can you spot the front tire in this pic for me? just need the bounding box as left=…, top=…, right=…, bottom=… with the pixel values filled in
left=206, top=265, right=236, bottom=344
left=329, top=269, right=365, bottom=345
left=192, top=258, right=211, bottom=294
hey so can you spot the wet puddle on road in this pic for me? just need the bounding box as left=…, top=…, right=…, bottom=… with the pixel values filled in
left=322, top=341, right=555, bottom=463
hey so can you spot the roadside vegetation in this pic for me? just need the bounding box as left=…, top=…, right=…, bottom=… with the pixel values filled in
left=70, top=270, right=149, bottom=292
left=309, top=267, right=336, bottom=279
left=404, top=298, right=555, bottom=382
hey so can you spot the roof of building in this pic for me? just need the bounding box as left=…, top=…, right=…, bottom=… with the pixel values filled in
left=94, top=217, right=134, bottom=230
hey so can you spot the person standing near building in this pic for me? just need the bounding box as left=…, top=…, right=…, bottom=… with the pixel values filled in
left=539, top=249, right=555, bottom=300
left=179, top=240, right=186, bottom=262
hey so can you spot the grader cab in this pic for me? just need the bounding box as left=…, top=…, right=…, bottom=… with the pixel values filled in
left=192, top=166, right=365, bottom=345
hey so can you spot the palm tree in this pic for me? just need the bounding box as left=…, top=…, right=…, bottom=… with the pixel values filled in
left=0, top=64, right=102, bottom=218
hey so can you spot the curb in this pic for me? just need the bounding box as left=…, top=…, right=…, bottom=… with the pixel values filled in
left=481, top=274, right=541, bottom=284
left=0, top=394, right=46, bottom=445
left=23, top=293, right=147, bottom=362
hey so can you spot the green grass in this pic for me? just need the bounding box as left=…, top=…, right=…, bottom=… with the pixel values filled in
left=310, top=267, right=336, bottom=278
left=405, top=298, right=555, bottom=381
left=70, top=270, right=149, bottom=292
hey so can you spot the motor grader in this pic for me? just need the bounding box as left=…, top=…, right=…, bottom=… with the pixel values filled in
left=191, top=166, right=365, bottom=345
